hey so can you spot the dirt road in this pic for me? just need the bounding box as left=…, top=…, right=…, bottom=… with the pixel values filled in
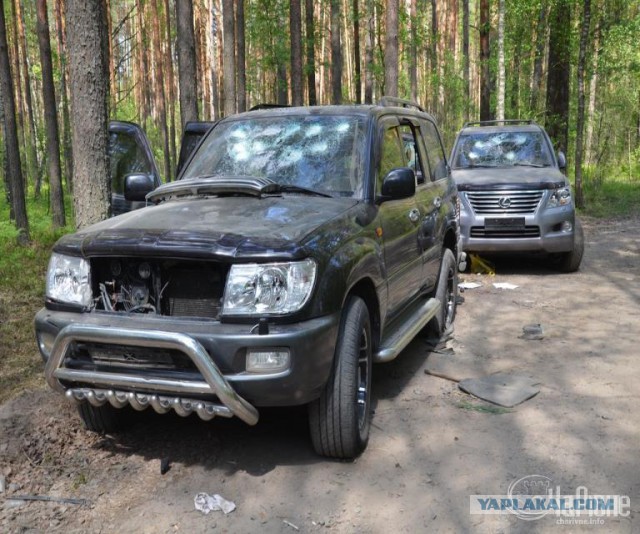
left=1, top=216, right=638, bottom=533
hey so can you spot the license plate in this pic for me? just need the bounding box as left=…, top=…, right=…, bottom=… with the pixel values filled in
left=484, top=217, right=525, bottom=231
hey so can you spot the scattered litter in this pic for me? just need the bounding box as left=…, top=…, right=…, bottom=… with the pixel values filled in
left=469, top=254, right=495, bottom=275
left=283, top=519, right=300, bottom=530
left=520, top=324, right=544, bottom=340
left=8, top=494, right=89, bottom=506
left=459, top=374, right=540, bottom=408
left=194, top=493, right=236, bottom=515
left=160, top=457, right=171, bottom=475
left=493, top=282, right=519, bottom=290
left=459, top=281, right=482, bottom=290
left=0, top=475, right=5, bottom=493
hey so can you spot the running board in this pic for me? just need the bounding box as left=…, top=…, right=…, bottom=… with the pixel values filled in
left=374, top=297, right=440, bottom=363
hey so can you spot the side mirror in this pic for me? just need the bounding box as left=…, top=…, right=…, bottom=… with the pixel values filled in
left=557, top=151, right=567, bottom=170
left=380, top=168, right=416, bottom=201
left=124, top=173, right=156, bottom=201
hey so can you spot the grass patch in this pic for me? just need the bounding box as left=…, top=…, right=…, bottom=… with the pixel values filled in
left=456, top=400, right=512, bottom=414
left=0, top=188, right=74, bottom=403
left=580, top=169, right=640, bottom=218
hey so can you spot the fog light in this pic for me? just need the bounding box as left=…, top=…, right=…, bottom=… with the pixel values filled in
left=246, top=349, right=290, bottom=374
left=561, top=221, right=573, bottom=232
left=37, top=331, right=56, bottom=359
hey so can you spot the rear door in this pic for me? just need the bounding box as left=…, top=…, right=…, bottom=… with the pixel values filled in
left=109, top=121, right=161, bottom=216
left=415, top=118, right=452, bottom=288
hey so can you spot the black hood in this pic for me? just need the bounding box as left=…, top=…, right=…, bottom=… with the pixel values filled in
left=452, top=167, right=568, bottom=191
left=55, top=195, right=358, bottom=260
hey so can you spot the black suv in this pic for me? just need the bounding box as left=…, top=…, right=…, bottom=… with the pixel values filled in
left=35, top=99, right=460, bottom=458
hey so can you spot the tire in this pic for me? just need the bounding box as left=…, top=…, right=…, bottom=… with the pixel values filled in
left=309, top=297, right=372, bottom=459
left=427, top=248, right=458, bottom=338
left=77, top=401, right=124, bottom=433
left=555, top=218, right=584, bottom=273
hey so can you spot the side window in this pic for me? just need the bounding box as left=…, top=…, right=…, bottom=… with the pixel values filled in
left=399, top=124, right=425, bottom=184
left=421, top=120, right=448, bottom=181
left=378, top=126, right=406, bottom=190
left=109, top=132, right=152, bottom=194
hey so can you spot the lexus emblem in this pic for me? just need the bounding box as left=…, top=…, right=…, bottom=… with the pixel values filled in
left=498, top=197, right=511, bottom=209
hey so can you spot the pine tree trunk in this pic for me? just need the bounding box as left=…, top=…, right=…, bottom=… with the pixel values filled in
left=353, top=0, right=361, bottom=103
left=136, top=0, right=151, bottom=128
left=384, top=0, right=398, bottom=98
left=546, top=1, right=571, bottom=154
left=236, top=0, right=246, bottom=111
left=330, top=0, right=342, bottom=104
left=409, top=0, right=417, bottom=103
left=66, top=0, right=110, bottom=228
left=462, top=0, right=470, bottom=121
left=530, top=4, right=547, bottom=113
left=574, top=0, right=591, bottom=208
left=290, top=0, right=303, bottom=106
left=364, top=0, right=374, bottom=104
left=222, top=0, right=236, bottom=116
left=163, top=0, right=177, bottom=173
left=150, top=0, right=171, bottom=180
left=496, top=0, right=505, bottom=120
left=55, top=0, right=73, bottom=192
left=176, top=0, right=198, bottom=128
left=305, top=0, right=317, bottom=105
left=15, top=0, right=40, bottom=195
left=0, top=0, right=29, bottom=242
left=36, top=0, right=65, bottom=227
left=479, top=0, right=491, bottom=121
left=585, top=12, right=600, bottom=165
left=9, top=0, right=27, bottom=188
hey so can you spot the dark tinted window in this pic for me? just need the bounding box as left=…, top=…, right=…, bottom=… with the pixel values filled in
left=109, top=132, right=152, bottom=194
left=421, top=120, right=448, bottom=181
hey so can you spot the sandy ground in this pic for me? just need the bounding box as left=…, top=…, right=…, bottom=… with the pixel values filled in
left=1, top=216, right=639, bottom=533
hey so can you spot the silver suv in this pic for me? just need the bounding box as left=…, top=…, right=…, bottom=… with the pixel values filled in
left=450, top=120, right=583, bottom=272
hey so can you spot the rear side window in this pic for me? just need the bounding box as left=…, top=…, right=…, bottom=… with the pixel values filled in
left=109, top=132, right=152, bottom=194
left=421, top=120, right=448, bottom=181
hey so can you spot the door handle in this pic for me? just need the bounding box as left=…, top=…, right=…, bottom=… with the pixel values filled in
left=408, top=208, right=420, bottom=223
left=433, top=197, right=442, bottom=208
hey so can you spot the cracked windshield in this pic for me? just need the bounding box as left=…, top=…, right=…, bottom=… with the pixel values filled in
left=454, top=131, right=553, bottom=169
left=182, top=115, right=367, bottom=197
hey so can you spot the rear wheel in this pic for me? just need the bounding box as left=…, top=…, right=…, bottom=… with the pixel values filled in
left=77, top=402, right=124, bottom=433
left=309, top=297, right=372, bottom=459
left=427, top=248, right=458, bottom=338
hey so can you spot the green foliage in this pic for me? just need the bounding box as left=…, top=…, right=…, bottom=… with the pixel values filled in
left=580, top=167, right=640, bottom=218
left=0, top=184, right=74, bottom=402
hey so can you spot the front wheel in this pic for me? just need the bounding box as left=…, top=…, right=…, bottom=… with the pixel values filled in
left=554, top=218, right=584, bottom=273
left=308, top=297, right=372, bottom=459
left=427, top=248, right=458, bottom=338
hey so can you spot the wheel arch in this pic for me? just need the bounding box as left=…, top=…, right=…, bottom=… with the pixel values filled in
left=345, top=278, right=381, bottom=353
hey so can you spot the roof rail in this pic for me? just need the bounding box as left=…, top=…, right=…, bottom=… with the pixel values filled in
left=463, top=119, right=538, bottom=128
left=249, top=104, right=290, bottom=111
left=377, top=97, right=425, bottom=113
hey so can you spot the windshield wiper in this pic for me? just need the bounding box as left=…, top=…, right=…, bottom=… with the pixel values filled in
left=269, top=184, right=334, bottom=198
left=513, top=162, right=547, bottom=168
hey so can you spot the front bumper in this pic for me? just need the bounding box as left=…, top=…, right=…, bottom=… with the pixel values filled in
left=459, top=195, right=575, bottom=254
left=35, top=308, right=341, bottom=423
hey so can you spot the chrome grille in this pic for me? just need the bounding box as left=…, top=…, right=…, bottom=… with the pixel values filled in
left=466, top=190, right=544, bottom=214
left=471, top=226, right=541, bottom=238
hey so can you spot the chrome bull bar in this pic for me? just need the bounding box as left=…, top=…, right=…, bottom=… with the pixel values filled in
left=45, top=324, right=259, bottom=425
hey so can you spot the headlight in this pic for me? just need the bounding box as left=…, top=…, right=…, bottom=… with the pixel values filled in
left=547, top=187, right=572, bottom=208
left=46, top=253, right=92, bottom=307
left=222, top=259, right=316, bottom=316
